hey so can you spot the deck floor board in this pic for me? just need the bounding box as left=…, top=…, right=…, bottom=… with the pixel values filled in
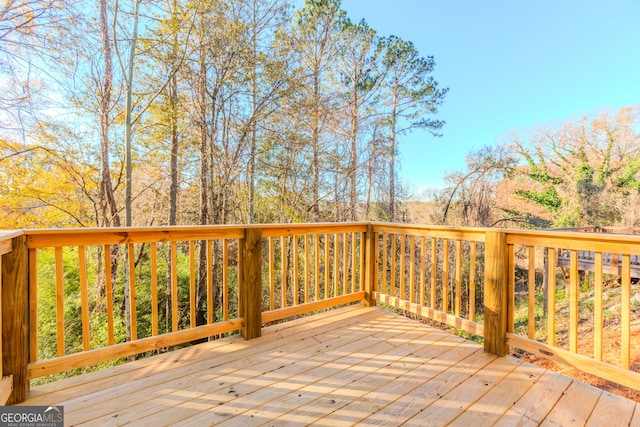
left=19, top=305, right=639, bottom=426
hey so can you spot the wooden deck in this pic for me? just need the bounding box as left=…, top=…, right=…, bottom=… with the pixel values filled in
left=20, top=306, right=640, bottom=426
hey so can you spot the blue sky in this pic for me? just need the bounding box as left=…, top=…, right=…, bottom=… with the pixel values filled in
left=341, top=0, right=640, bottom=196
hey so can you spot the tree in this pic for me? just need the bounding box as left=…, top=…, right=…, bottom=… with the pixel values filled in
left=290, top=0, right=345, bottom=220
left=379, top=35, right=447, bottom=221
left=506, top=106, right=640, bottom=227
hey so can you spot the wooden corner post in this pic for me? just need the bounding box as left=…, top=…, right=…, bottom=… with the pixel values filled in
left=363, top=223, right=376, bottom=307
left=483, top=231, right=509, bottom=356
left=2, top=235, right=29, bottom=404
left=241, top=228, right=262, bottom=340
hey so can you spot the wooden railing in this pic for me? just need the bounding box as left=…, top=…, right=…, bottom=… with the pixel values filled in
left=370, top=224, right=486, bottom=339
left=505, top=229, right=640, bottom=389
left=1, top=223, right=639, bottom=404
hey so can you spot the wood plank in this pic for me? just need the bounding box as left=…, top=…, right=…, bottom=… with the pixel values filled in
left=27, top=319, right=242, bottom=379
left=586, top=390, right=636, bottom=426
left=184, top=317, right=436, bottom=426
left=371, top=224, right=486, bottom=242
left=18, top=304, right=640, bottom=426
left=403, top=356, right=520, bottom=426
left=494, top=370, right=573, bottom=427
left=0, top=375, right=12, bottom=405
left=449, top=362, right=545, bottom=426
left=26, top=226, right=245, bottom=248
left=374, top=292, right=484, bottom=337
left=70, top=310, right=407, bottom=426
left=352, top=349, right=496, bottom=426
left=507, top=333, right=640, bottom=390
left=631, top=403, right=640, bottom=427
left=261, top=293, right=365, bottom=324
left=273, top=332, right=469, bottom=427
left=25, top=306, right=374, bottom=404
left=540, top=380, right=602, bottom=426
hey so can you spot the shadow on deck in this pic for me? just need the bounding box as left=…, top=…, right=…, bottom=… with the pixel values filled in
left=20, top=306, right=640, bottom=426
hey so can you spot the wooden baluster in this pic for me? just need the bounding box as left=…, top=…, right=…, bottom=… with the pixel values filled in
left=442, top=239, right=449, bottom=313
left=469, top=241, right=477, bottom=322
left=409, top=235, right=415, bottom=303
left=189, top=241, right=196, bottom=329
left=594, top=252, right=603, bottom=361
left=151, top=243, right=158, bottom=335
left=547, top=247, right=556, bottom=346
left=127, top=243, right=137, bottom=340
left=528, top=246, right=535, bottom=339
left=269, top=237, right=275, bottom=310
left=79, top=246, right=90, bottom=351
left=569, top=249, right=578, bottom=353
left=420, top=237, right=426, bottom=306
left=55, top=247, right=64, bottom=355
left=104, top=245, right=114, bottom=345
left=622, top=254, right=631, bottom=369
left=455, top=240, right=462, bottom=317
left=431, top=238, right=437, bottom=309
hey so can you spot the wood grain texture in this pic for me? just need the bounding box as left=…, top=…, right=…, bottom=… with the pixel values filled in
left=18, top=306, right=638, bottom=425
left=241, top=228, right=262, bottom=340
left=1, top=236, right=29, bottom=404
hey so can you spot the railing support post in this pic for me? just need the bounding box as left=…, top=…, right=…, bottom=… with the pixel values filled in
left=363, top=223, right=377, bottom=307
left=2, top=235, right=29, bottom=404
left=241, top=228, right=262, bottom=340
left=483, top=231, right=509, bottom=356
